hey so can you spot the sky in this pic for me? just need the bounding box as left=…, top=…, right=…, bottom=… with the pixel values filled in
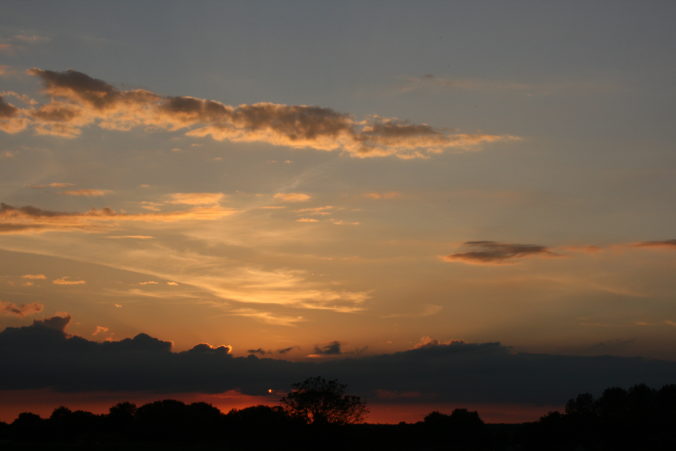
left=1, top=1, right=676, bottom=423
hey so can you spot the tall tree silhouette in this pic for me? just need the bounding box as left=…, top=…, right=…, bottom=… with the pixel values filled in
left=280, top=376, right=368, bottom=424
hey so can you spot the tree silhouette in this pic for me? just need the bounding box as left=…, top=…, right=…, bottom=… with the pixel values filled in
left=280, top=376, right=368, bottom=425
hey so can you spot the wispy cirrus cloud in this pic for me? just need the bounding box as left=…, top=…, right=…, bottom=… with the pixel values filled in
left=0, top=202, right=237, bottom=234
left=61, top=189, right=112, bottom=197
left=1, top=69, right=517, bottom=159
left=30, top=182, right=75, bottom=189
left=0, top=33, right=49, bottom=55
left=399, top=74, right=620, bottom=96
left=52, top=276, right=86, bottom=286
left=167, top=192, right=225, bottom=206
left=633, top=239, right=676, bottom=250
left=441, top=240, right=557, bottom=265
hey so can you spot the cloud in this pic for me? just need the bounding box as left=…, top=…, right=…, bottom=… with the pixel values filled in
left=92, top=325, right=109, bottom=336
left=106, top=235, right=154, bottom=240
left=295, top=205, right=335, bottom=215
left=296, top=217, right=319, bottom=223
left=633, top=239, right=676, bottom=250
left=400, top=74, right=620, bottom=96
left=3, top=69, right=517, bottom=159
left=30, top=182, right=75, bottom=189
left=247, top=348, right=267, bottom=355
left=363, top=191, right=402, bottom=200
left=0, top=202, right=237, bottom=234
left=0, top=33, right=49, bottom=54
left=61, top=189, right=111, bottom=197
left=314, top=340, right=342, bottom=355
left=2, top=320, right=676, bottom=405
left=139, top=281, right=160, bottom=286
left=227, top=308, right=304, bottom=327
left=441, top=240, right=557, bottom=265
left=32, top=314, right=71, bottom=332
left=277, top=346, right=296, bottom=354
left=21, top=274, right=46, bottom=280
left=0, top=301, right=44, bottom=317
left=52, top=277, right=86, bottom=286
left=273, top=192, right=311, bottom=203
left=167, top=192, right=225, bottom=205
left=0, top=96, right=28, bottom=133
left=331, top=219, right=360, bottom=226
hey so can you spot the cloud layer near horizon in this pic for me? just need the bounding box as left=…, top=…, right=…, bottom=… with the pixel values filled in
left=2, top=316, right=676, bottom=405
left=0, top=69, right=517, bottom=159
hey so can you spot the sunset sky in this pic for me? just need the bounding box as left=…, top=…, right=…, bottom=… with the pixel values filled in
left=2, top=1, right=676, bottom=423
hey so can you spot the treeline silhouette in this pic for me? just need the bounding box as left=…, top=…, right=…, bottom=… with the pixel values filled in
left=1, top=384, right=676, bottom=450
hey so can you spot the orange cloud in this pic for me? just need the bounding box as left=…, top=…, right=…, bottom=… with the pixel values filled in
left=295, top=205, right=335, bottom=215
left=363, top=191, right=401, bottom=200
left=92, top=325, right=109, bottom=336
left=5, top=69, right=517, bottom=159
left=21, top=274, right=47, bottom=280
left=0, top=202, right=237, bottom=234
left=30, top=182, right=75, bottom=189
left=274, top=192, right=311, bottom=202
left=633, top=239, right=676, bottom=250
left=61, top=189, right=111, bottom=197
left=0, top=95, right=28, bottom=133
left=52, top=277, right=86, bottom=286
left=0, top=300, right=44, bottom=317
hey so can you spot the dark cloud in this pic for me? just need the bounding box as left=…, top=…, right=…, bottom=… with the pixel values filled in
left=634, top=239, right=676, bottom=249
left=2, top=318, right=676, bottom=405
left=314, top=341, right=342, bottom=355
left=0, top=96, right=18, bottom=117
left=33, top=314, right=71, bottom=331
left=0, top=301, right=44, bottom=317
left=276, top=346, right=296, bottom=354
left=0, top=96, right=26, bottom=133
left=247, top=348, right=267, bottom=356
left=1, top=69, right=516, bottom=159
left=441, top=240, right=556, bottom=264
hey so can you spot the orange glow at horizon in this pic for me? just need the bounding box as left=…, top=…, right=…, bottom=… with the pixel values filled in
left=0, top=389, right=559, bottom=425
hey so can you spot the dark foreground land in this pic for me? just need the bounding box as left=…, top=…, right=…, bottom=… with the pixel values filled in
left=2, top=384, right=676, bottom=450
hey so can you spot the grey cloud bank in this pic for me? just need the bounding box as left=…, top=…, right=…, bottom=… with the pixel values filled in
left=2, top=316, right=676, bottom=406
